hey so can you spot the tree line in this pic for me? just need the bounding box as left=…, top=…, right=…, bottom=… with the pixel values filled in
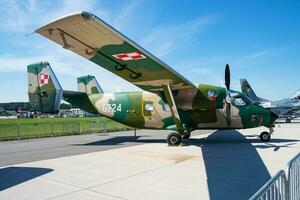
left=0, top=102, right=72, bottom=112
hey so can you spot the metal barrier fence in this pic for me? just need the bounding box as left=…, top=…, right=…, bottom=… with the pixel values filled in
left=0, top=120, right=106, bottom=140
left=250, top=153, right=300, bottom=200
left=249, top=170, right=288, bottom=200
left=286, top=153, right=300, bottom=200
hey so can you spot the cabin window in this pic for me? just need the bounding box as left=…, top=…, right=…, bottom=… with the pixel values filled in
left=145, top=102, right=154, bottom=111
left=163, top=103, right=170, bottom=111
left=233, top=98, right=246, bottom=106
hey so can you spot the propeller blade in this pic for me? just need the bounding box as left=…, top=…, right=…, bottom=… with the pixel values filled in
left=225, top=64, right=230, bottom=90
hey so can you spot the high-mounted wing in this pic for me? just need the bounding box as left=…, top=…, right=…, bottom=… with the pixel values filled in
left=35, top=12, right=195, bottom=92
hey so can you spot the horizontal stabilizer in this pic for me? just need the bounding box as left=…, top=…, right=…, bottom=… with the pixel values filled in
left=62, top=91, right=98, bottom=114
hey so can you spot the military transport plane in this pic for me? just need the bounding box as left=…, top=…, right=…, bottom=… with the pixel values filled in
left=241, top=79, right=300, bottom=123
left=28, top=11, right=278, bottom=145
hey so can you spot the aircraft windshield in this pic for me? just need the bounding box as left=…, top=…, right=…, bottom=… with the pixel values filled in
left=233, top=97, right=246, bottom=106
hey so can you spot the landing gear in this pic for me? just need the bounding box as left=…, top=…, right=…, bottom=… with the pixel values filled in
left=167, top=132, right=182, bottom=146
left=259, top=131, right=271, bottom=142
left=259, top=127, right=274, bottom=142
left=182, top=132, right=191, bottom=139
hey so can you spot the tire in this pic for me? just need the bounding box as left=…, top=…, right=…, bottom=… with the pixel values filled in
left=182, top=133, right=191, bottom=139
left=167, top=132, right=182, bottom=146
left=260, top=131, right=271, bottom=142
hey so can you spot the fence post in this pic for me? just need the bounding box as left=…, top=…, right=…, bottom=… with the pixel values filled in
left=16, top=124, right=20, bottom=140
left=51, top=122, right=54, bottom=137
left=80, top=121, right=83, bottom=134
left=103, top=120, right=107, bottom=133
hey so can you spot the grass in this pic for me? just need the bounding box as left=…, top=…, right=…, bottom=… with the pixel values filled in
left=0, top=117, right=133, bottom=141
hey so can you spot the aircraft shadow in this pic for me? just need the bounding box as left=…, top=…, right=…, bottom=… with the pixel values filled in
left=81, top=136, right=142, bottom=146
left=192, top=130, right=272, bottom=200
left=132, top=131, right=298, bottom=199
left=79, top=131, right=298, bottom=199
left=0, top=166, right=53, bottom=191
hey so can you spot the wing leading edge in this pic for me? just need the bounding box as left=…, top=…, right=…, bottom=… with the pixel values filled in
left=35, top=12, right=195, bottom=92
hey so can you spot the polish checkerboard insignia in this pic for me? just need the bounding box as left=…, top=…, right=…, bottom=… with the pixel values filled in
left=112, top=51, right=146, bottom=61
left=39, top=73, right=49, bottom=86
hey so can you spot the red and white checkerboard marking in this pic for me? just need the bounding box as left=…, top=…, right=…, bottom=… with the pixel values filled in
left=39, top=73, right=49, bottom=86
left=112, top=51, right=146, bottom=61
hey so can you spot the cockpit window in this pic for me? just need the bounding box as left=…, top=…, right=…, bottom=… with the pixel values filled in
left=233, top=98, right=246, bottom=106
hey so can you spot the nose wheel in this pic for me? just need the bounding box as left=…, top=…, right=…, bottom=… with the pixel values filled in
left=259, top=127, right=274, bottom=142
left=259, top=131, right=271, bottom=142
left=167, top=132, right=182, bottom=146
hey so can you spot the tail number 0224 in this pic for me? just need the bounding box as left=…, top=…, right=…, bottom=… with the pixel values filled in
left=103, top=104, right=122, bottom=112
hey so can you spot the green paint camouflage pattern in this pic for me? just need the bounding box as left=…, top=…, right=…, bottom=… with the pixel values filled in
left=27, top=62, right=98, bottom=114
left=87, top=86, right=275, bottom=130
left=27, top=61, right=63, bottom=114
left=31, top=12, right=278, bottom=133
left=28, top=63, right=276, bottom=131
left=77, top=75, right=103, bottom=95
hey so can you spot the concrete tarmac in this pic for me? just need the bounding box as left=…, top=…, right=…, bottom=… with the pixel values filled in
left=0, top=124, right=300, bottom=200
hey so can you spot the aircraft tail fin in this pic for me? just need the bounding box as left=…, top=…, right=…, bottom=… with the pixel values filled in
left=77, top=75, right=103, bottom=95
left=27, top=61, right=63, bottom=114
left=240, top=79, right=261, bottom=102
left=289, top=90, right=300, bottom=100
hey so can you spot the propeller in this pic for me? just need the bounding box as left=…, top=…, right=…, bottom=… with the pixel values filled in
left=224, top=64, right=231, bottom=126
left=225, top=64, right=230, bottom=90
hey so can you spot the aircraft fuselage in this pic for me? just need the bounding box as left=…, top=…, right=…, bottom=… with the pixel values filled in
left=88, top=84, right=276, bottom=131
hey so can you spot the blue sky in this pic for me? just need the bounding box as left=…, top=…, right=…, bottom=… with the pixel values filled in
left=0, top=0, right=299, bottom=102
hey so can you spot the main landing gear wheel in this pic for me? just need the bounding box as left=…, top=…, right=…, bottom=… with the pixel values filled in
left=260, top=131, right=271, bottom=142
left=182, top=132, right=191, bottom=139
left=167, top=132, right=182, bottom=146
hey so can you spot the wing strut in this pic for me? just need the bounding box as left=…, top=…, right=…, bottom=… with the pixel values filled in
left=162, top=84, right=184, bottom=134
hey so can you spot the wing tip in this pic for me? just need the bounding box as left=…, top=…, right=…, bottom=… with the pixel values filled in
left=35, top=11, right=94, bottom=33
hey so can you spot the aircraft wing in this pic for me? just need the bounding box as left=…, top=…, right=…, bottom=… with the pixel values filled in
left=35, top=12, right=195, bottom=92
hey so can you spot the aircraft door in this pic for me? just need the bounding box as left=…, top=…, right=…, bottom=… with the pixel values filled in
left=142, top=94, right=166, bottom=128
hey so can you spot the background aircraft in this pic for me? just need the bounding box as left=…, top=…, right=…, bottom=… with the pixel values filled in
left=28, top=12, right=278, bottom=145
left=241, top=79, right=300, bottom=123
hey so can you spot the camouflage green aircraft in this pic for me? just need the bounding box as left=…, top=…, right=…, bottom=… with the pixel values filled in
left=28, top=12, right=278, bottom=145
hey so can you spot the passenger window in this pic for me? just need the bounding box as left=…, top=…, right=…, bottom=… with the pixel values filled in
left=163, top=103, right=170, bottom=112
left=233, top=98, right=246, bottom=106
left=145, top=103, right=154, bottom=111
